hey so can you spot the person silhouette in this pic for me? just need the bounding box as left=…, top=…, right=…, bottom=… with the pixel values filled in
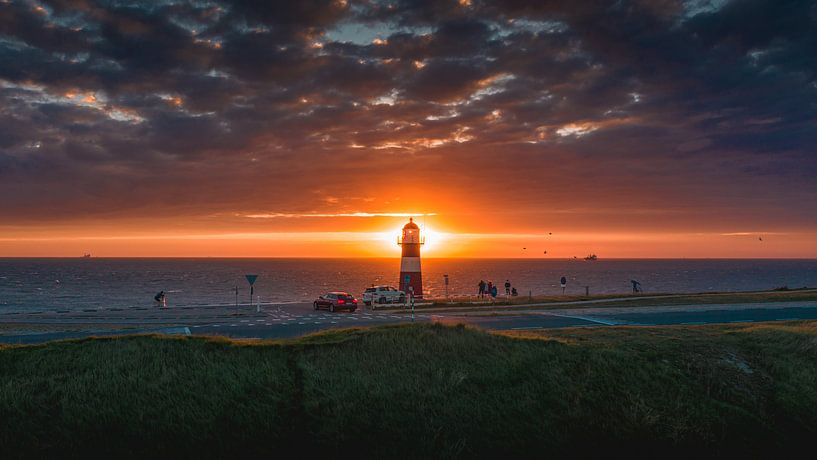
left=154, top=291, right=166, bottom=307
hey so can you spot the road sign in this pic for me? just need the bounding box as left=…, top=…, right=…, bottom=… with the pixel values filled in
left=404, top=274, right=411, bottom=283
left=245, top=274, right=258, bottom=298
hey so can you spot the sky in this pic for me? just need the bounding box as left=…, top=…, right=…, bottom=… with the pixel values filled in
left=1, top=0, right=816, bottom=257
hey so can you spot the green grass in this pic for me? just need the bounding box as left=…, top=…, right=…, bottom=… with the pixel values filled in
left=2, top=322, right=817, bottom=458
left=412, top=288, right=817, bottom=312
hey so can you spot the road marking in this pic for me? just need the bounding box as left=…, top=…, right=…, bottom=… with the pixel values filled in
left=546, top=313, right=619, bottom=326
left=778, top=318, right=800, bottom=321
left=298, top=322, right=305, bottom=325
left=511, top=326, right=544, bottom=330
left=679, top=322, right=705, bottom=325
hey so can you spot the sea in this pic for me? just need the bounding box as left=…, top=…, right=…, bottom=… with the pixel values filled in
left=0, top=258, right=815, bottom=312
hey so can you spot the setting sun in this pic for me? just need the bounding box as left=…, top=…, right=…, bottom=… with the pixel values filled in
left=382, top=223, right=447, bottom=256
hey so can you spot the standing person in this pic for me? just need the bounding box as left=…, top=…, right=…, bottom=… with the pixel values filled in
left=478, top=280, right=486, bottom=298
left=487, top=281, right=494, bottom=298
left=154, top=291, right=165, bottom=308
left=490, top=284, right=498, bottom=299
left=560, top=276, right=567, bottom=294
left=631, top=280, right=642, bottom=293
left=504, top=280, right=511, bottom=296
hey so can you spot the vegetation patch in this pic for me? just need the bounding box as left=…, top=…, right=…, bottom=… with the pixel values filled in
left=1, top=322, right=816, bottom=458
left=409, top=288, right=817, bottom=312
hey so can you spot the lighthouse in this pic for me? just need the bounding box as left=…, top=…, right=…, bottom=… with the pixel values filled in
left=398, top=218, right=424, bottom=299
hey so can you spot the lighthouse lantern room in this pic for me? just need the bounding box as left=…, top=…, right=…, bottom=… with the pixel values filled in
left=398, top=218, right=424, bottom=298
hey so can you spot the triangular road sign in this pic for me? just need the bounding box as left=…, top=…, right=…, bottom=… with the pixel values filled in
left=245, top=274, right=258, bottom=285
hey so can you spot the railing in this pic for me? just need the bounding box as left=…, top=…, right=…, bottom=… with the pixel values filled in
left=397, top=235, right=426, bottom=245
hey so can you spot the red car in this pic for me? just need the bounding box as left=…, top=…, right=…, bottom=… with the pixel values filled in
left=314, top=292, right=358, bottom=312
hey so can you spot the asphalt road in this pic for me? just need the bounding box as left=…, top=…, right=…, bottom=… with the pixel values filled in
left=1, top=301, right=816, bottom=344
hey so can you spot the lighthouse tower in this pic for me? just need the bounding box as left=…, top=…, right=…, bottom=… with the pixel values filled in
left=398, top=218, right=424, bottom=299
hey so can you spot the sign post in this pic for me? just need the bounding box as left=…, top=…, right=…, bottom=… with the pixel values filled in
left=245, top=274, right=258, bottom=307
left=405, top=274, right=414, bottom=321
left=444, top=274, right=449, bottom=300
left=409, top=286, right=415, bottom=321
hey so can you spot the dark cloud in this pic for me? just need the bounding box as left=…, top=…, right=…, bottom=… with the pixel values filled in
left=0, top=0, right=815, bottom=233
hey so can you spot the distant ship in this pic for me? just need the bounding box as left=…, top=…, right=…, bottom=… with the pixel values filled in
left=584, top=254, right=598, bottom=261
left=82, top=253, right=91, bottom=258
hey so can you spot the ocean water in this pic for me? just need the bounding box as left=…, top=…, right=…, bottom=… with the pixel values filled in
left=0, top=258, right=815, bottom=312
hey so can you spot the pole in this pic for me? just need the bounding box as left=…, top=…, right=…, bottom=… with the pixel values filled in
left=408, top=286, right=415, bottom=321
left=585, top=286, right=589, bottom=296
left=256, top=295, right=260, bottom=313
left=235, top=286, right=238, bottom=308
left=245, top=274, right=258, bottom=308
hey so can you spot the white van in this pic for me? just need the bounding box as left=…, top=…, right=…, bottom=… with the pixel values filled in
left=362, top=285, right=406, bottom=307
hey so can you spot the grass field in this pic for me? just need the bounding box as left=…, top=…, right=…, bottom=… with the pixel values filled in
left=411, top=288, right=817, bottom=312
left=1, top=321, right=816, bottom=458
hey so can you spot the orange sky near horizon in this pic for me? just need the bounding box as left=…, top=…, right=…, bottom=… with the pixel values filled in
left=1, top=214, right=814, bottom=258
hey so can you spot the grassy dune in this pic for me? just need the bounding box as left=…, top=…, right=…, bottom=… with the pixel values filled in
left=1, top=322, right=816, bottom=458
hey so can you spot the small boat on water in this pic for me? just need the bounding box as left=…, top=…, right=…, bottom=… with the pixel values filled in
left=82, top=253, right=91, bottom=258
left=584, top=254, right=598, bottom=261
